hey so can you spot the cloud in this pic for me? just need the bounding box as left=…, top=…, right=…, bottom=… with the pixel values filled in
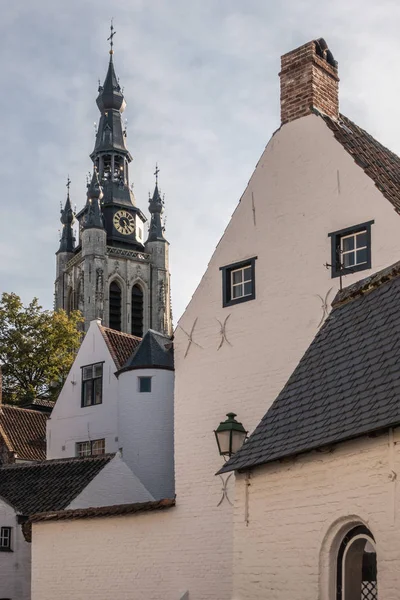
left=1, top=0, right=400, bottom=321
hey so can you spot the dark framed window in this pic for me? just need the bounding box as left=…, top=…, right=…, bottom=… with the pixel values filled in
left=109, top=281, right=122, bottom=331
left=220, top=257, right=257, bottom=307
left=336, top=526, right=377, bottom=600
left=81, top=363, right=103, bottom=407
left=329, top=221, right=374, bottom=278
left=76, top=438, right=105, bottom=457
left=139, top=376, right=152, bottom=393
left=0, top=527, right=12, bottom=551
left=131, top=284, right=143, bottom=337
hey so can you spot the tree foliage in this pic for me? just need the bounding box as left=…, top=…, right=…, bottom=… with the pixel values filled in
left=0, top=293, right=83, bottom=404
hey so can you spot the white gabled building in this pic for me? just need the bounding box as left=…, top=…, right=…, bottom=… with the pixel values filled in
left=33, top=38, right=400, bottom=600
left=47, top=320, right=174, bottom=500
left=0, top=452, right=153, bottom=600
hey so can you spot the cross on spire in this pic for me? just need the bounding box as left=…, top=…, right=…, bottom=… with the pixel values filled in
left=66, top=175, right=71, bottom=194
left=154, top=163, right=160, bottom=186
left=107, top=19, right=116, bottom=55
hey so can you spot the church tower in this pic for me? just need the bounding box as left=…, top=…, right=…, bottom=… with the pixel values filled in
left=54, top=26, right=172, bottom=337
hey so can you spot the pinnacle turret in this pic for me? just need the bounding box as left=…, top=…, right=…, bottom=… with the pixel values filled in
left=146, top=165, right=167, bottom=243
left=84, top=170, right=104, bottom=230
left=57, top=178, right=75, bottom=253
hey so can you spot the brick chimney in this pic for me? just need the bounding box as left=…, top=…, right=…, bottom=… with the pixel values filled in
left=280, top=38, right=339, bottom=125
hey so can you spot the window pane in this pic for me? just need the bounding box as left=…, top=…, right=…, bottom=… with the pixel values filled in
left=94, top=378, right=102, bottom=404
left=232, top=270, right=243, bottom=284
left=77, top=442, right=91, bottom=457
left=94, top=363, right=103, bottom=378
left=343, top=252, right=355, bottom=268
left=83, top=381, right=93, bottom=406
left=356, top=248, right=368, bottom=264
left=139, top=377, right=152, bottom=393
left=82, top=366, right=93, bottom=381
left=243, top=266, right=252, bottom=282
left=356, top=231, right=367, bottom=248
left=232, top=284, right=243, bottom=299
left=342, top=235, right=355, bottom=252
left=243, top=281, right=252, bottom=296
left=92, top=439, right=105, bottom=455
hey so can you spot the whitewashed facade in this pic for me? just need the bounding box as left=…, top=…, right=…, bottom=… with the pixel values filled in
left=33, top=39, right=400, bottom=599
left=47, top=320, right=174, bottom=500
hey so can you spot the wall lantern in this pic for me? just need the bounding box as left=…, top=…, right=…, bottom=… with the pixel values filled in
left=214, top=413, right=247, bottom=458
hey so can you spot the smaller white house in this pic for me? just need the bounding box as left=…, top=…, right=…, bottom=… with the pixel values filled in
left=0, top=452, right=152, bottom=600
left=47, top=321, right=174, bottom=500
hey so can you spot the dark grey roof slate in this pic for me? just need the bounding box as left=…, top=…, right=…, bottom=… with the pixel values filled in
left=0, top=455, right=113, bottom=515
left=119, top=329, right=174, bottom=372
left=220, top=260, right=400, bottom=474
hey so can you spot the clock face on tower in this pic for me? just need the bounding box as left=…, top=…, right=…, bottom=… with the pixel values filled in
left=113, top=210, right=135, bottom=235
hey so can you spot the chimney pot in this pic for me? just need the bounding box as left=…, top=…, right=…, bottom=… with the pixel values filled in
left=279, top=38, right=339, bottom=125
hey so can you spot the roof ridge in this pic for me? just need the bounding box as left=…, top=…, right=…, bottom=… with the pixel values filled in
left=0, top=453, right=115, bottom=469
left=0, top=404, right=49, bottom=414
left=332, top=259, right=400, bottom=308
left=99, top=325, right=142, bottom=341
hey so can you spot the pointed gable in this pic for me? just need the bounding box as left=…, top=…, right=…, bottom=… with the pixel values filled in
left=320, top=112, right=400, bottom=213
left=0, top=455, right=113, bottom=515
left=99, top=325, right=142, bottom=370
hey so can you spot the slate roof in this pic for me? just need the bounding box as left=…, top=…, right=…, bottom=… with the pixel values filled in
left=99, top=325, right=142, bottom=369
left=320, top=112, right=400, bottom=214
left=0, top=454, right=113, bottom=515
left=0, top=406, right=48, bottom=461
left=119, top=329, right=174, bottom=373
left=220, top=260, right=400, bottom=474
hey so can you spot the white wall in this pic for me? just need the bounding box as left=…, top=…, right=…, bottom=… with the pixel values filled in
left=0, top=498, right=31, bottom=600
left=232, top=432, right=400, bottom=600
left=118, top=368, right=174, bottom=500
left=34, top=114, right=400, bottom=599
left=68, top=453, right=153, bottom=509
left=47, top=321, right=120, bottom=459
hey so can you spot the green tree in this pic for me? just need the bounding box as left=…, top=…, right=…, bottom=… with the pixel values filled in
left=0, top=293, right=83, bottom=404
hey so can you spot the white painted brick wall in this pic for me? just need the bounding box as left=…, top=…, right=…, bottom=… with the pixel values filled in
left=232, top=432, right=400, bottom=600
left=33, top=114, right=400, bottom=600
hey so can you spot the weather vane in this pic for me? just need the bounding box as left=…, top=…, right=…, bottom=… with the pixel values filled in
left=66, top=175, right=71, bottom=192
left=107, top=19, right=116, bottom=55
left=154, top=163, right=160, bottom=186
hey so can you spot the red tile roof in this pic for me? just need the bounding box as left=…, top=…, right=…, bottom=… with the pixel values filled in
left=99, top=325, right=142, bottom=369
left=320, top=112, right=400, bottom=213
left=0, top=405, right=48, bottom=461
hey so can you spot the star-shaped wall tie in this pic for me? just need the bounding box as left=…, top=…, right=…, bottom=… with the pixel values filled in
left=178, top=317, right=203, bottom=358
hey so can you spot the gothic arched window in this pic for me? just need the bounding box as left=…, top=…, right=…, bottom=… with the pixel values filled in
left=336, top=526, right=377, bottom=600
left=131, top=284, right=143, bottom=337
left=109, top=281, right=122, bottom=331
left=66, top=288, right=74, bottom=314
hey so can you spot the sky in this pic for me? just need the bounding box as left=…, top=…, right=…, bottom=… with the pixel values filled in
left=2, top=0, right=400, bottom=322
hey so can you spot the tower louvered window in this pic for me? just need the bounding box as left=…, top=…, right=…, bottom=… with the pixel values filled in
left=109, top=281, right=122, bottom=331
left=131, top=285, right=143, bottom=337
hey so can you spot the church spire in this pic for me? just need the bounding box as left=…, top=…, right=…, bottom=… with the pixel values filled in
left=57, top=177, right=75, bottom=253
left=147, top=164, right=167, bottom=243
left=96, top=21, right=126, bottom=114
